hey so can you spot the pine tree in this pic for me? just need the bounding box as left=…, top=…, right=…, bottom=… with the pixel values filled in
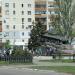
left=28, top=21, right=46, bottom=51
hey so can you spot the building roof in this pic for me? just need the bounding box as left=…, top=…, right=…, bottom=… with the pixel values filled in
left=43, top=33, right=68, bottom=42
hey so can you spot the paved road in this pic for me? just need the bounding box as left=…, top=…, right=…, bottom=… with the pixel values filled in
left=0, top=66, right=70, bottom=75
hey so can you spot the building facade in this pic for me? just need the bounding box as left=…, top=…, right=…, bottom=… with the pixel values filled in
left=2, top=0, right=35, bottom=48
left=35, top=0, right=61, bottom=30
left=2, top=0, right=62, bottom=48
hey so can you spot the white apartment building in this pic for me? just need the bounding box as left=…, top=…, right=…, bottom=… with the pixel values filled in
left=2, top=0, right=60, bottom=48
left=2, top=0, right=35, bottom=48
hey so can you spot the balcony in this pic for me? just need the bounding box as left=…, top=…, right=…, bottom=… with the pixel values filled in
left=35, top=14, right=47, bottom=18
left=35, top=7, right=47, bottom=11
left=35, top=0, right=46, bottom=4
left=48, top=1, right=63, bottom=5
left=35, top=0, right=46, bottom=1
left=48, top=8, right=63, bottom=11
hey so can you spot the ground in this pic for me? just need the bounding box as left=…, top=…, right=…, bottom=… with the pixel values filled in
left=0, top=66, right=71, bottom=75
left=0, top=56, right=75, bottom=75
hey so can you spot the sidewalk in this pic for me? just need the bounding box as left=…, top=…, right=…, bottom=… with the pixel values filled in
left=33, top=56, right=75, bottom=66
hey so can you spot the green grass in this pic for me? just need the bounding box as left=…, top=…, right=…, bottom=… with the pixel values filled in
left=0, top=61, right=33, bottom=66
left=31, top=66, right=75, bottom=75
left=39, top=59, right=74, bottom=63
left=0, top=61, right=9, bottom=65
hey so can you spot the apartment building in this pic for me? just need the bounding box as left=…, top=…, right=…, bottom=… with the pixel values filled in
left=2, top=0, right=62, bottom=48
left=35, top=0, right=62, bottom=30
left=2, top=0, right=35, bottom=48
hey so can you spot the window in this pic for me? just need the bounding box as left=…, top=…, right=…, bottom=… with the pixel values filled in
left=4, top=20, right=6, bottom=23
left=13, top=25, right=16, bottom=29
left=5, top=3, right=9, bottom=7
left=35, top=11, right=46, bottom=14
left=5, top=32, right=9, bottom=37
left=49, top=11, right=51, bottom=14
left=28, top=11, right=31, bottom=15
left=22, top=4, right=24, bottom=7
left=5, top=10, right=9, bottom=15
left=13, top=10, right=16, bottom=15
left=22, top=25, right=24, bottom=29
left=0, top=7, right=1, bottom=13
left=22, top=32, right=24, bottom=36
left=28, top=32, right=31, bottom=36
left=26, top=27, right=28, bottom=29
left=28, top=4, right=31, bottom=7
left=22, top=11, right=24, bottom=15
left=13, top=3, right=15, bottom=8
left=22, top=18, right=24, bottom=24
left=28, top=18, right=31, bottom=22
left=6, top=25, right=9, bottom=29
left=22, top=40, right=24, bottom=42
left=28, top=25, right=32, bottom=29
left=35, top=4, right=46, bottom=8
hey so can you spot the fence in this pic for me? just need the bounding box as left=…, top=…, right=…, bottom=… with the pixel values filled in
left=0, top=56, right=33, bottom=63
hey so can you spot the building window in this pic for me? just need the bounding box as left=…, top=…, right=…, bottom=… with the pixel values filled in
left=28, top=18, right=31, bottom=22
left=22, top=25, right=24, bottom=29
left=13, top=10, right=16, bottom=15
left=28, top=32, right=31, bottom=36
left=28, top=25, right=32, bottom=29
left=22, top=32, right=24, bottom=36
left=6, top=25, right=9, bottom=29
left=5, top=10, right=9, bottom=15
left=26, top=27, right=28, bottom=29
left=22, top=18, right=24, bottom=24
left=28, top=4, right=31, bottom=7
left=4, top=32, right=9, bottom=37
left=13, top=3, right=15, bottom=8
left=4, top=20, right=6, bottom=23
left=49, top=11, right=51, bottom=14
left=5, top=3, right=9, bottom=7
left=13, top=25, right=16, bottom=29
left=22, top=4, right=24, bottom=7
left=22, top=11, right=24, bottom=15
left=28, top=11, right=31, bottom=15
left=0, top=7, right=1, bottom=13
left=22, top=40, right=24, bottom=42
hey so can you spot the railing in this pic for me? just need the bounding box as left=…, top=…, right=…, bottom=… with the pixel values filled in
left=0, top=56, right=33, bottom=63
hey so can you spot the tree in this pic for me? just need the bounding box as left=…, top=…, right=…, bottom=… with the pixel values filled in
left=52, top=0, right=74, bottom=44
left=28, top=21, right=46, bottom=51
left=50, top=0, right=64, bottom=35
left=4, top=40, right=11, bottom=56
left=49, top=0, right=74, bottom=59
left=4, top=40, right=11, bottom=49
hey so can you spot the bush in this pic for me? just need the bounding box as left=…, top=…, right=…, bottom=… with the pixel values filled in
left=10, top=49, right=33, bottom=63
left=11, top=48, right=32, bottom=57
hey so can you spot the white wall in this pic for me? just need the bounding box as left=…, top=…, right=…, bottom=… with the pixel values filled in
left=2, top=0, right=35, bottom=45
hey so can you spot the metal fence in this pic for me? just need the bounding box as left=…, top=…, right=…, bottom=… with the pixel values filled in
left=0, top=56, right=33, bottom=63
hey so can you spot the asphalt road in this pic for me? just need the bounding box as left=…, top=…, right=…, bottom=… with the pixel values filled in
left=0, top=66, right=70, bottom=75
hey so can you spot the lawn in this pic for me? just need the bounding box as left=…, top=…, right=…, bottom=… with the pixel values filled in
left=0, top=61, right=33, bottom=65
left=31, top=66, right=75, bottom=75
left=0, top=61, right=9, bottom=65
left=39, top=59, right=74, bottom=63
